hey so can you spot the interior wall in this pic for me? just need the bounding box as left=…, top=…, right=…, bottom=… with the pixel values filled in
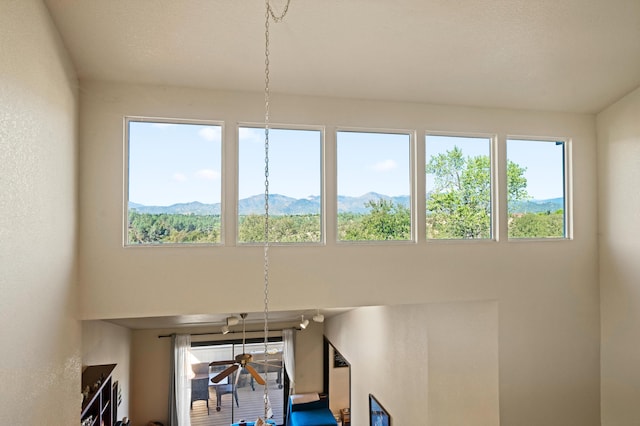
left=82, top=321, right=133, bottom=420
left=129, top=322, right=320, bottom=425
left=327, top=344, right=350, bottom=415
left=0, top=1, right=80, bottom=424
left=78, top=80, right=600, bottom=425
left=597, top=85, right=640, bottom=425
left=325, top=303, right=499, bottom=426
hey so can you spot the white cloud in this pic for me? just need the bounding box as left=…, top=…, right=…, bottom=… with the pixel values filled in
left=238, top=127, right=263, bottom=144
left=173, top=172, right=187, bottom=182
left=372, top=159, right=397, bottom=172
left=196, top=169, right=220, bottom=180
left=199, top=127, right=221, bottom=142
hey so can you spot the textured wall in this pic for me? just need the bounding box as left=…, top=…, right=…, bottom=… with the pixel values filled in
left=82, top=321, right=132, bottom=420
left=598, top=86, right=640, bottom=425
left=325, top=303, right=499, bottom=425
left=0, top=1, right=79, bottom=424
left=78, top=80, right=600, bottom=424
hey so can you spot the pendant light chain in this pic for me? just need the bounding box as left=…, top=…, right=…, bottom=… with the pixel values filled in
left=263, top=0, right=290, bottom=421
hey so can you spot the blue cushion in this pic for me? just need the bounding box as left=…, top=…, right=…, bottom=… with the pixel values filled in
left=231, top=421, right=276, bottom=426
left=290, top=409, right=337, bottom=426
left=290, top=399, right=329, bottom=412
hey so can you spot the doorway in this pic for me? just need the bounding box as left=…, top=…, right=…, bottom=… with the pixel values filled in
left=323, top=338, right=350, bottom=425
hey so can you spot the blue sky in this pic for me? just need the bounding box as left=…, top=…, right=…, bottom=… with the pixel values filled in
left=427, top=135, right=565, bottom=200
left=337, top=131, right=411, bottom=197
left=238, top=127, right=321, bottom=199
left=128, top=122, right=564, bottom=206
left=128, top=121, right=222, bottom=206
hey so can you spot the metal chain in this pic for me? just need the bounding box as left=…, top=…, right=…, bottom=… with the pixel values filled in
left=263, top=0, right=290, bottom=421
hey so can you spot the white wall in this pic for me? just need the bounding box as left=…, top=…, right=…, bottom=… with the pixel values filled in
left=325, top=303, right=499, bottom=426
left=0, top=1, right=80, bottom=424
left=597, top=85, right=640, bottom=425
left=78, top=80, right=600, bottom=425
left=82, top=321, right=133, bottom=421
left=328, top=344, right=350, bottom=414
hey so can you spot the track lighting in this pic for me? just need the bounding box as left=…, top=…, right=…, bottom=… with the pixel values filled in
left=300, top=315, right=309, bottom=329
left=313, top=309, right=324, bottom=323
left=226, top=316, right=240, bottom=326
left=221, top=325, right=229, bottom=335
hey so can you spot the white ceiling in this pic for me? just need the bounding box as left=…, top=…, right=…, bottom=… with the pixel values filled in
left=45, top=0, right=640, bottom=114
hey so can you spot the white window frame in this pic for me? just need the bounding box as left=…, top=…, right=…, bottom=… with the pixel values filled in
left=123, top=116, right=225, bottom=247
left=335, top=127, right=416, bottom=244
left=424, top=131, right=498, bottom=242
left=505, top=135, right=572, bottom=241
left=236, top=123, right=325, bottom=246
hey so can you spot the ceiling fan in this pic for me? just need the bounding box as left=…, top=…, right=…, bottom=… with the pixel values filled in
left=209, top=313, right=279, bottom=386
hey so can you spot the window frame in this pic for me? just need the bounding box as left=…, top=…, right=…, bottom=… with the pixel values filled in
left=123, top=116, right=226, bottom=247
left=236, top=122, right=326, bottom=246
left=190, top=335, right=288, bottom=423
left=335, top=127, right=416, bottom=244
left=424, top=131, right=498, bottom=242
left=505, top=135, right=572, bottom=241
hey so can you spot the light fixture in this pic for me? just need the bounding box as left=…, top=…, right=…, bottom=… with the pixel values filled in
left=313, top=309, right=324, bottom=323
left=221, top=325, right=230, bottom=335
left=226, top=316, right=240, bottom=326
left=300, top=315, right=309, bottom=329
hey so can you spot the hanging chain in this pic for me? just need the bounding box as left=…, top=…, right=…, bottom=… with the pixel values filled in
left=263, top=0, right=290, bottom=421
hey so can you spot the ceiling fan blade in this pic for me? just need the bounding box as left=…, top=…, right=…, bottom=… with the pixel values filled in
left=245, top=364, right=266, bottom=385
left=211, top=364, right=239, bottom=383
left=210, top=360, right=235, bottom=367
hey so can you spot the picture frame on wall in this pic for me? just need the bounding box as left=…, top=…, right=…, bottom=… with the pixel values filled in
left=369, top=394, right=390, bottom=426
left=333, top=349, right=349, bottom=368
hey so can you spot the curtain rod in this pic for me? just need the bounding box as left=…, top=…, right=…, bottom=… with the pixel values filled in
left=158, top=327, right=300, bottom=338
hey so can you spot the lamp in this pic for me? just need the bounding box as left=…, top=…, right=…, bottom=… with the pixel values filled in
left=300, top=315, right=309, bottom=329
left=313, top=309, right=324, bottom=323
left=221, top=325, right=230, bottom=335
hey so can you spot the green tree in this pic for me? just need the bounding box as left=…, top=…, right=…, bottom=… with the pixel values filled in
left=238, top=214, right=321, bottom=243
left=343, top=199, right=410, bottom=241
left=426, top=147, right=529, bottom=239
left=509, top=210, right=564, bottom=238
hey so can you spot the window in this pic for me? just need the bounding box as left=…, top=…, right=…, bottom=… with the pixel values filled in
left=506, top=138, right=567, bottom=239
left=126, top=119, right=222, bottom=245
left=337, top=130, right=412, bottom=241
left=238, top=126, right=322, bottom=243
left=190, top=339, right=285, bottom=425
left=426, top=134, right=493, bottom=239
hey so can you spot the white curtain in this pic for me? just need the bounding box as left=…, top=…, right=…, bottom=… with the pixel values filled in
left=282, top=328, right=296, bottom=394
left=169, top=334, right=192, bottom=426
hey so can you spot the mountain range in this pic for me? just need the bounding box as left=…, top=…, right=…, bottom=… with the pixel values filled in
left=129, top=192, right=410, bottom=216
left=129, top=193, right=563, bottom=215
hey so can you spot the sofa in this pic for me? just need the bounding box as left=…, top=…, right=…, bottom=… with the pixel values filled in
left=286, top=394, right=338, bottom=426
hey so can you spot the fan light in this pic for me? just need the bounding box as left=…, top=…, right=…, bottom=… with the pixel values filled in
left=300, top=315, right=309, bottom=329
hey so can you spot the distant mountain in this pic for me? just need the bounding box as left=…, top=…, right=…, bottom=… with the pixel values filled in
left=509, top=197, right=564, bottom=214
left=129, top=193, right=410, bottom=216
left=129, top=201, right=220, bottom=215
left=338, top=192, right=409, bottom=214
left=129, top=194, right=561, bottom=216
